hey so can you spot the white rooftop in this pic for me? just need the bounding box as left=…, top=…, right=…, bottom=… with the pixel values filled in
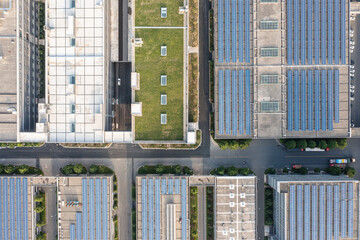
left=46, top=0, right=105, bottom=142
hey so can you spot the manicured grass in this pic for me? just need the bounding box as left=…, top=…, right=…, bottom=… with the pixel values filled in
left=135, top=29, right=184, bottom=140
left=189, top=0, right=199, bottom=47
left=140, top=130, right=201, bottom=149
left=135, top=0, right=184, bottom=27
left=189, top=53, right=199, bottom=122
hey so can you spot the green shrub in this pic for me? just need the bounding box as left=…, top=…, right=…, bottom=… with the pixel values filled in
left=4, top=165, right=15, bottom=174
left=283, top=168, right=289, bottom=173
left=35, top=204, right=45, bottom=213
left=183, top=166, right=194, bottom=175
left=308, top=140, right=317, bottom=148
left=0, top=164, right=4, bottom=174
left=285, top=140, right=296, bottom=149
left=36, top=232, right=47, bottom=240
left=155, top=165, right=165, bottom=174
left=325, top=166, right=341, bottom=175
left=327, top=139, right=338, bottom=149
left=299, top=167, right=308, bottom=175
left=18, top=165, right=29, bottom=174
left=296, top=139, right=307, bottom=149
left=336, top=138, right=348, bottom=149
left=89, top=165, right=99, bottom=174
left=226, top=166, right=238, bottom=176
left=73, top=164, right=86, bottom=174
left=62, top=165, right=74, bottom=175
left=265, top=168, right=276, bottom=175
left=318, top=140, right=328, bottom=149
left=239, top=168, right=252, bottom=176
left=173, top=165, right=182, bottom=175
left=35, top=192, right=45, bottom=202
left=314, top=168, right=321, bottom=173
left=345, top=167, right=356, bottom=178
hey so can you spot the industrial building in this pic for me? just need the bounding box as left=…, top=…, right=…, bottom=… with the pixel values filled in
left=267, top=174, right=359, bottom=240
left=136, top=175, right=257, bottom=240
left=214, top=0, right=352, bottom=139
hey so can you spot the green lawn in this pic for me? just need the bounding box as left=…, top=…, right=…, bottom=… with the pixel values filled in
left=135, top=29, right=184, bottom=140
left=135, top=0, right=184, bottom=27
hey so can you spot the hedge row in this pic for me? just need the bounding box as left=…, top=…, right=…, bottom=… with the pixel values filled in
left=61, top=164, right=114, bottom=175
left=138, top=165, right=193, bottom=175
left=281, top=138, right=347, bottom=150
left=35, top=191, right=46, bottom=227
left=210, top=166, right=253, bottom=176
left=206, top=187, right=214, bottom=240
left=0, top=164, right=43, bottom=175
left=264, top=188, right=274, bottom=225
left=190, top=187, right=198, bottom=240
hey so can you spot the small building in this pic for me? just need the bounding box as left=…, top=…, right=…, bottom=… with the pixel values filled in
left=161, top=7, right=167, bottom=18
left=161, top=114, right=167, bottom=124
left=161, top=46, right=167, bottom=56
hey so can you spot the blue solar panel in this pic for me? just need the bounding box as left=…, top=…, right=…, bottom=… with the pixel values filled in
left=232, top=70, right=238, bottom=135
left=319, top=185, right=325, bottom=239
left=225, top=70, right=231, bottom=134
left=348, top=183, right=354, bottom=237
left=161, top=179, right=166, bottom=194
left=16, top=178, right=21, bottom=240
left=321, top=0, right=326, bottom=64
left=294, top=71, right=300, bottom=131
left=308, top=0, right=313, bottom=64
left=238, top=0, right=243, bottom=63
left=76, top=212, right=82, bottom=240
left=148, top=179, right=154, bottom=240
left=341, top=183, right=347, bottom=238
left=142, top=179, right=147, bottom=240
left=231, top=0, right=237, bottom=63
left=328, top=70, right=333, bottom=130
left=3, top=178, right=7, bottom=240
left=23, top=178, right=28, bottom=240
left=304, top=185, right=310, bottom=240
left=334, top=0, right=340, bottom=64
left=70, top=224, right=75, bottom=240
left=155, top=179, right=160, bottom=240
left=218, top=0, right=224, bottom=63
left=327, top=185, right=333, bottom=240
left=82, top=179, right=88, bottom=240
left=294, top=0, right=299, bottom=65
left=245, top=69, right=251, bottom=134
left=288, top=71, right=293, bottom=131
left=225, top=0, right=230, bottom=63
left=102, top=179, right=108, bottom=240
left=219, top=70, right=224, bottom=135
left=89, top=178, right=95, bottom=240
left=321, top=70, right=327, bottom=131
left=287, top=0, right=292, bottom=65
left=301, top=0, right=306, bottom=64
left=96, top=179, right=101, bottom=240
left=341, top=0, right=346, bottom=64
left=245, top=0, right=250, bottom=63
left=334, top=185, right=340, bottom=240
left=315, top=70, right=320, bottom=130
left=297, top=185, right=303, bottom=239
left=312, top=185, right=318, bottom=240
left=181, top=179, right=187, bottom=240
left=335, top=70, right=340, bottom=123
left=328, top=0, right=333, bottom=64
left=10, top=178, right=14, bottom=240
left=168, top=178, right=173, bottom=194
left=301, top=70, right=306, bottom=131
left=239, top=70, right=244, bottom=135
left=308, top=70, right=313, bottom=131
left=290, top=185, right=295, bottom=240
left=174, top=179, right=180, bottom=194
left=315, top=0, right=320, bottom=64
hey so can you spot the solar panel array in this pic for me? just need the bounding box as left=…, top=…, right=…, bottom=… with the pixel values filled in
left=287, top=0, right=347, bottom=65
left=141, top=177, right=187, bottom=240
left=81, top=177, right=109, bottom=240
left=218, top=69, right=252, bottom=136
left=287, top=70, right=340, bottom=131
left=217, top=0, right=251, bottom=63
left=288, top=183, right=356, bottom=239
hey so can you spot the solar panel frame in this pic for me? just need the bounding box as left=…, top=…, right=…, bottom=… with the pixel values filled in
left=231, top=0, right=237, bottom=63
left=312, top=185, right=318, bottom=240
left=3, top=178, right=7, bottom=240
left=294, top=0, right=299, bottom=65
left=10, top=178, right=14, bottom=240
left=334, top=0, right=340, bottom=64
left=341, top=183, right=347, bottom=238
left=319, top=185, right=325, bottom=239
left=308, top=70, right=313, bottom=131
left=314, top=0, right=320, bottom=64
left=219, top=70, right=224, bottom=135
left=239, top=70, right=244, bottom=135
left=225, top=70, right=231, bottom=134
left=245, top=0, right=250, bottom=62
left=245, top=69, right=251, bottom=134
left=308, top=0, right=313, bottom=64
left=287, top=0, right=293, bottom=65
left=304, top=185, right=310, bottom=240
left=290, top=185, right=295, bottom=240
left=321, top=70, right=327, bottom=131
left=16, top=178, right=21, bottom=240
left=297, top=185, right=303, bottom=239
left=334, top=185, right=340, bottom=240
left=301, top=0, right=306, bottom=64
left=327, top=185, right=333, bottom=240
left=168, top=178, right=173, bottom=195
left=232, top=70, right=238, bottom=135
left=294, top=71, right=300, bottom=131
left=225, top=0, right=230, bottom=63
left=301, top=70, right=306, bottom=130
left=96, top=179, right=101, bottom=240
left=181, top=179, right=187, bottom=240
left=70, top=224, right=76, bottom=240
left=348, top=183, right=354, bottom=237
left=23, top=178, right=28, bottom=240
left=218, top=0, right=224, bottom=63
left=341, top=0, right=346, bottom=64
left=238, top=0, right=243, bottom=63
left=89, top=178, right=95, bottom=240
left=82, top=179, right=88, bottom=240
left=161, top=179, right=166, bottom=194
left=321, top=0, right=327, bottom=64
left=102, top=179, right=108, bottom=240
left=328, top=0, right=333, bottom=64
left=142, top=178, right=147, bottom=240
left=175, top=179, right=180, bottom=194
left=288, top=71, right=293, bottom=131
left=148, top=179, right=154, bottom=240
left=328, top=70, right=333, bottom=130
left=315, top=70, right=320, bottom=130
left=335, top=70, right=340, bottom=123
left=76, top=212, right=82, bottom=240
left=155, top=179, right=161, bottom=240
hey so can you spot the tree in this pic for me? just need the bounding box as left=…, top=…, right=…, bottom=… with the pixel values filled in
left=35, top=204, right=45, bottom=213
left=4, top=165, right=15, bottom=174
left=327, top=139, right=338, bottom=149
left=215, top=166, right=225, bottom=176
left=283, top=168, right=289, bottom=173
left=89, top=165, right=99, bottom=174
left=226, top=166, right=238, bottom=176
left=182, top=166, right=193, bottom=175
left=218, top=140, right=229, bottom=150
left=190, top=187, right=198, bottom=195
left=73, top=164, right=85, bottom=174
left=314, top=168, right=321, bottom=173
left=228, top=140, right=239, bottom=150
left=36, top=232, right=47, bottom=240
left=239, top=168, right=252, bottom=176
left=337, top=138, right=348, bottom=149
left=265, top=168, right=276, bottom=174
left=62, top=165, right=74, bottom=175
left=173, top=165, right=182, bottom=175
left=285, top=140, right=296, bottom=149
left=299, top=167, right=308, bottom=175
left=308, top=140, right=317, bottom=149
left=296, top=139, right=308, bottom=149
left=0, top=164, right=4, bottom=174
left=35, top=193, right=45, bottom=202
left=325, top=166, right=341, bottom=175
left=18, top=165, right=29, bottom=174
left=155, top=165, right=165, bottom=174
left=345, top=167, right=356, bottom=178
left=318, top=140, right=328, bottom=149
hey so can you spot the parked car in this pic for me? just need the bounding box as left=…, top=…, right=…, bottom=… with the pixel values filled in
left=292, top=164, right=302, bottom=169
left=329, top=158, right=356, bottom=164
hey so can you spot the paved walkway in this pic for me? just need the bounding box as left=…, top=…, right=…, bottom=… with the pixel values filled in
left=198, top=186, right=207, bottom=240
